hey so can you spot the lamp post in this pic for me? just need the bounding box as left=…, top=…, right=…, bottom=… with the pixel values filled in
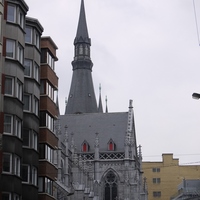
left=192, top=93, right=200, bottom=99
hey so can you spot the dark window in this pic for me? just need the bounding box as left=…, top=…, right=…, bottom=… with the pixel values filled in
left=41, top=49, right=47, bottom=63
left=2, top=193, right=10, bottom=200
left=40, top=112, right=46, bottom=126
left=22, top=165, right=29, bottom=182
left=152, top=168, right=160, bottom=172
left=3, top=154, right=11, bottom=172
left=39, top=144, right=45, bottom=159
left=104, top=171, right=118, bottom=200
left=153, top=178, right=161, bottom=184
left=22, top=129, right=30, bottom=147
left=153, top=191, right=161, bottom=197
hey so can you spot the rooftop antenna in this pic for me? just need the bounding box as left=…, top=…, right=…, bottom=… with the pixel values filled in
left=193, top=0, right=200, bottom=45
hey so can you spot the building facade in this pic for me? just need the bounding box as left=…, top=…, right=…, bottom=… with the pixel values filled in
left=58, top=0, right=148, bottom=199
left=142, top=154, right=200, bottom=200
left=0, top=0, right=70, bottom=199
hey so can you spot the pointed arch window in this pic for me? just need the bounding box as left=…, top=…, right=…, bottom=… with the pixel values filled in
left=107, top=139, right=116, bottom=151
left=81, top=141, right=90, bottom=152
left=104, top=171, right=118, bottom=200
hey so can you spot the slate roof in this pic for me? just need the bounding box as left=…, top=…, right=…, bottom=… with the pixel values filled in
left=60, top=112, right=129, bottom=152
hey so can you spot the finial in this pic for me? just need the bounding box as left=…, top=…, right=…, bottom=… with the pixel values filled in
left=99, top=84, right=101, bottom=94
left=94, top=132, right=99, bottom=148
left=105, top=96, right=108, bottom=113
left=98, top=84, right=103, bottom=113
left=129, top=99, right=133, bottom=108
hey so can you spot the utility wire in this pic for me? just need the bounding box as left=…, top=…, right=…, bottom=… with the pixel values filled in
left=193, top=0, right=200, bottom=45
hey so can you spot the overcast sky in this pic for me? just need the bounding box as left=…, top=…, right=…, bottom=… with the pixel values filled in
left=25, top=0, right=200, bottom=164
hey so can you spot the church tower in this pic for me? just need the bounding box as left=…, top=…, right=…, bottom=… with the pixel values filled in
left=58, top=1, right=148, bottom=199
left=65, top=0, right=98, bottom=114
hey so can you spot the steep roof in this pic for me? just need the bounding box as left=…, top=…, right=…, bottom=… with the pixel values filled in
left=60, top=112, right=129, bottom=152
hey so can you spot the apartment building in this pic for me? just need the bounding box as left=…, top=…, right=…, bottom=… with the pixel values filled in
left=0, top=1, right=69, bottom=199
left=38, top=36, right=59, bottom=200
left=143, top=154, right=200, bottom=200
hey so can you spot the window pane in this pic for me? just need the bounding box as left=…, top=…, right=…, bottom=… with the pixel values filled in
left=34, top=63, right=39, bottom=81
left=3, top=154, right=11, bottom=172
left=22, top=129, right=30, bottom=147
left=2, top=193, right=11, bottom=200
left=6, top=39, right=15, bottom=58
left=17, top=43, right=23, bottom=64
left=5, top=77, right=13, bottom=95
left=4, top=115, right=12, bottom=133
left=24, top=94, right=30, bottom=111
left=16, top=80, right=22, bottom=100
left=38, top=177, right=44, bottom=192
left=15, top=118, right=21, bottom=138
left=25, top=26, right=32, bottom=43
left=18, top=11, right=24, bottom=28
left=24, top=59, right=32, bottom=77
left=7, top=5, right=15, bottom=22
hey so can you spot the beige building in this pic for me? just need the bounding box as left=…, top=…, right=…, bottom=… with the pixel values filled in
left=142, top=154, right=200, bottom=200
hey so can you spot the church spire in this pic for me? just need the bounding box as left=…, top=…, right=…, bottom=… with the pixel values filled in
left=98, top=84, right=103, bottom=113
left=65, top=0, right=98, bottom=114
left=74, top=0, right=90, bottom=45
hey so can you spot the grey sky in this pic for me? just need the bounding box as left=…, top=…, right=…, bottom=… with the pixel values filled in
left=25, top=0, right=200, bottom=164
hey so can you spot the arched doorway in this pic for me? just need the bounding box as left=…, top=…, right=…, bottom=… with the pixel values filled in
left=104, top=171, right=118, bottom=200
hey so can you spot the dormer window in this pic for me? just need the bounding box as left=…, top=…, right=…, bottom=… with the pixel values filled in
left=82, top=140, right=90, bottom=152
left=108, top=139, right=116, bottom=151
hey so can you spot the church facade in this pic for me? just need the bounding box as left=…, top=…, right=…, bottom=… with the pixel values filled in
left=57, top=1, right=148, bottom=199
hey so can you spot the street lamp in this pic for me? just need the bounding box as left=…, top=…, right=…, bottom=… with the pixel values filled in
left=192, top=93, right=200, bottom=100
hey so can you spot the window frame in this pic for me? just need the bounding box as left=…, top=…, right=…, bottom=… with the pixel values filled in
left=34, top=62, right=39, bottom=82
left=153, top=191, right=161, bottom=197
left=35, top=31, right=39, bottom=49
left=153, top=178, right=161, bottom=184
left=4, top=114, right=13, bottom=134
left=16, top=79, right=22, bottom=101
left=14, top=155, right=20, bottom=176
left=7, top=4, right=16, bottom=23
left=6, top=39, right=15, bottom=59
left=32, top=131, right=38, bottom=150
left=152, top=167, right=160, bottom=172
left=18, top=9, right=24, bottom=29
left=24, top=59, right=32, bottom=77
left=2, top=153, right=12, bottom=173
left=31, top=166, right=37, bottom=186
left=22, top=164, right=30, bottom=183
left=17, top=42, right=24, bottom=64
left=5, top=76, right=14, bottom=96
left=15, top=117, right=21, bottom=138
left=23, top=94, right=31, bottom=112
left=2, top=192, right=11, bottom=200
left=33, top=97, right=39, bottom=116
left=25, top=26, right=32, bottom=44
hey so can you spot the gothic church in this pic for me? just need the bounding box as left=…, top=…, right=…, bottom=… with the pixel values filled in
left=57, top=1, right=148, bottom=199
